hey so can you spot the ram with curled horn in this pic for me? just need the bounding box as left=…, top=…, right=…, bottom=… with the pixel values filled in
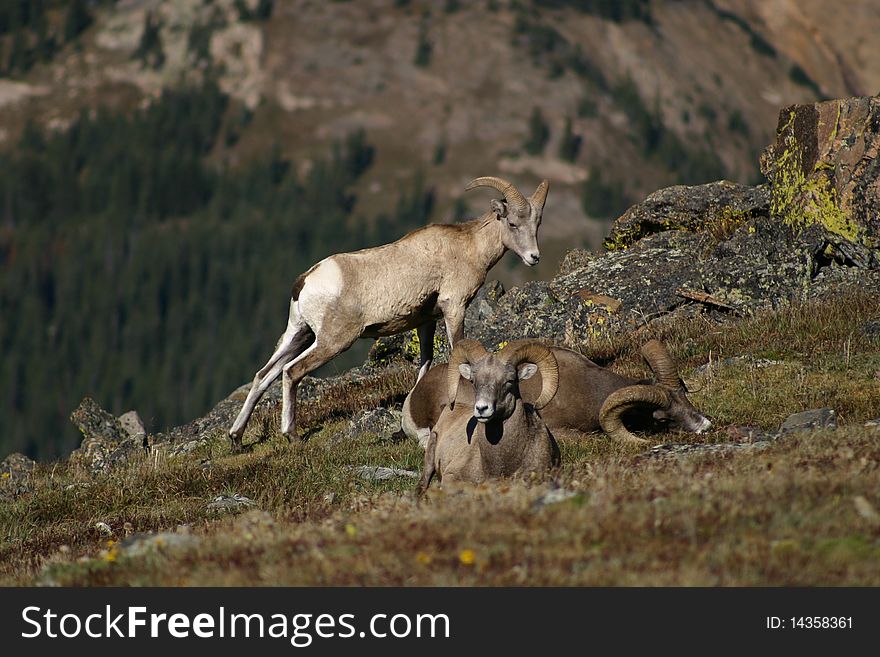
left=418, top=340, right=561, bottom=492
left=404, top=338, right=711, bottom=450
left=228, top=175, right=551, bottom=452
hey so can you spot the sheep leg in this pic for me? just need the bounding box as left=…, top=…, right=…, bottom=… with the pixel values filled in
left=415, top=321, right=436, bottom=382
left=417, top=431, right=439, bottom=496
left=440, top=303, right=465, bottom=347
left=229, top=319, right=314, bottom=451
left=280, top=334, right=358, bottom=440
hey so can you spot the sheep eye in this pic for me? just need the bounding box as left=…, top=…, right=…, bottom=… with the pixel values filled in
left=507, top=222, right=519, bottom=230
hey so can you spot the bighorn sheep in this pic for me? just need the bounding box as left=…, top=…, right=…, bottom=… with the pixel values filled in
left=404, top=339, right=711, bottom=446
left=418, top=340, right=560, bottom=492
left=229, top=176, right=550, bottom=451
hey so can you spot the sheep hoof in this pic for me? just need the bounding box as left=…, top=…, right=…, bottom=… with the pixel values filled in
left=229, top=440, right=252, bottom=454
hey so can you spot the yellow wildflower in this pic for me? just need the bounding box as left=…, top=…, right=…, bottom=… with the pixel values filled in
left=458, top=549, right=475, bottom=566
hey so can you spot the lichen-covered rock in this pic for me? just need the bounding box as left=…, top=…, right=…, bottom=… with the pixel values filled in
left=761, top=96, right=880, bottom=248
left=1, top=452, right=34, bottom=479
left=349, top=465, right=419, bottom=481
left=779, top=408, right=838, bottom=434
left=367, top=321, right=450, bottom=368
left=604, top=181, right=770, bottom=250
left=207, top=493, right=257, bottom=514
left=118, top=410, right=146, bottom=441
left=69, top=398, right=144, bottom=475
left=119, top=531, right=201, bottom=557
left=464, top=279, right=506, bottom=334
left=468, top=218, right=869, bottom=350
left=0, top=452, right=35, bottom=499
left=332, top=407, right=402, bottom=443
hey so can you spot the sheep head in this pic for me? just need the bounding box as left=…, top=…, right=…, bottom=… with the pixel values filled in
left=448, top=340, right=559, bottom=423
left=465, top=176, right=550, bottom=267
left=599, top=340, right=711, bottom=443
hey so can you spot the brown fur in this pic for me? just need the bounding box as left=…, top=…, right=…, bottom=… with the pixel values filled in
left=405, top=341, right=709, bottom=444
left=230, top=177, right=550, bottom=450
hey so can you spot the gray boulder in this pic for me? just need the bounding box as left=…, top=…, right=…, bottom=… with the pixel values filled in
left=779, top=408, right=838, bottom=435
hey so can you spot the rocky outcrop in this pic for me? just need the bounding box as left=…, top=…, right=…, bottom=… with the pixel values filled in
left=468, top=219, right=880, bottom=350
left=761, top=95, right=880, bottom=248
left=604, top=181, right=770, bottom=250
left=69, top=398, right=146, bottom=475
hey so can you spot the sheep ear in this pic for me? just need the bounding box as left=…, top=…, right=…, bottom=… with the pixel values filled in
left=517, top=363, right=538, bottom=380
left=490, top=199, right=508, bottom=219
left=458, top=363, right=473, bottom=380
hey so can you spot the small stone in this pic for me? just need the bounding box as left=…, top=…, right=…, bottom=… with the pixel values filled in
left=350, top=465, right=419, bottom=481
left=95, top=522, right=113, bottom=536
left=779, top=408, right=837, bottom=435
left=0, top=453, right=33, bottom=499
left=169, top=439, right=205, bottom=455
left=722, top=425, right=771, bottom=443
left=533, top=487, right=579, bottom=508
left=207, top=493, right=257, bottom=513
left=1, top=452, right=35, bottom=479
left=119, top=532, right=200, bottom=557
left=853, top=496, right=880, bottom=526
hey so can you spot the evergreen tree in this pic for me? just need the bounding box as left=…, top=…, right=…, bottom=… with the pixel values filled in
left=558, top=117, right=581, bottom=162
left=64, top=0, right=92, bottom=43
left=133, top=11, right=165, bottom=69
left=524, top=107, right=550, bottom=155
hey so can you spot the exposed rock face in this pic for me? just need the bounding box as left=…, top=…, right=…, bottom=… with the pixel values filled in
left=761, top=96, right=880, bottom=248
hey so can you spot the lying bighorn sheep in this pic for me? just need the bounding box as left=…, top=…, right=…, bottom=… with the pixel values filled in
left=404, top=339, right=711, bottom=446
left=418, top=340, right=560, bottom=492
left=229, top=176, right=550, bottom=451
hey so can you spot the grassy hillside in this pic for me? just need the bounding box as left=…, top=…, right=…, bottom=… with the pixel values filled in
left=3, top=289, right=879, bottom=585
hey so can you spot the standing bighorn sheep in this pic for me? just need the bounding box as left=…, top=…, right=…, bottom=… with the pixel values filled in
left=404, top=339, right=711, bottom=446
left=229, top=176, right=550, bottom=451
left=418, top=340, right=560, bottom=492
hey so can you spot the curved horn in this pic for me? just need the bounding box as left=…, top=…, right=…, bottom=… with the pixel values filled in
left=529, top=179, right=550, bottom=212
left=465, top=176, right=529, bottom=217
left=599, top=384, right=671, bottom=444
left=447, top=339, right=489, bottom=410
left=641, top=340, right=681, bottom=389
left=501, top=343, right=559, bottom=409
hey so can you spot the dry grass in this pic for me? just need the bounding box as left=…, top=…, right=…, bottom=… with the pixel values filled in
left=2, top=290, right=880, bottom=585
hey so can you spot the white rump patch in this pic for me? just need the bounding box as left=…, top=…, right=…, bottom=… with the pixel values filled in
left=297, top=258, right=343, bottom=332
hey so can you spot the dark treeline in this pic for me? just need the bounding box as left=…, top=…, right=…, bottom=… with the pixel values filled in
left=0, top=82, right=433, bottom=460
left=0, top=0, right=116, bottom=76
